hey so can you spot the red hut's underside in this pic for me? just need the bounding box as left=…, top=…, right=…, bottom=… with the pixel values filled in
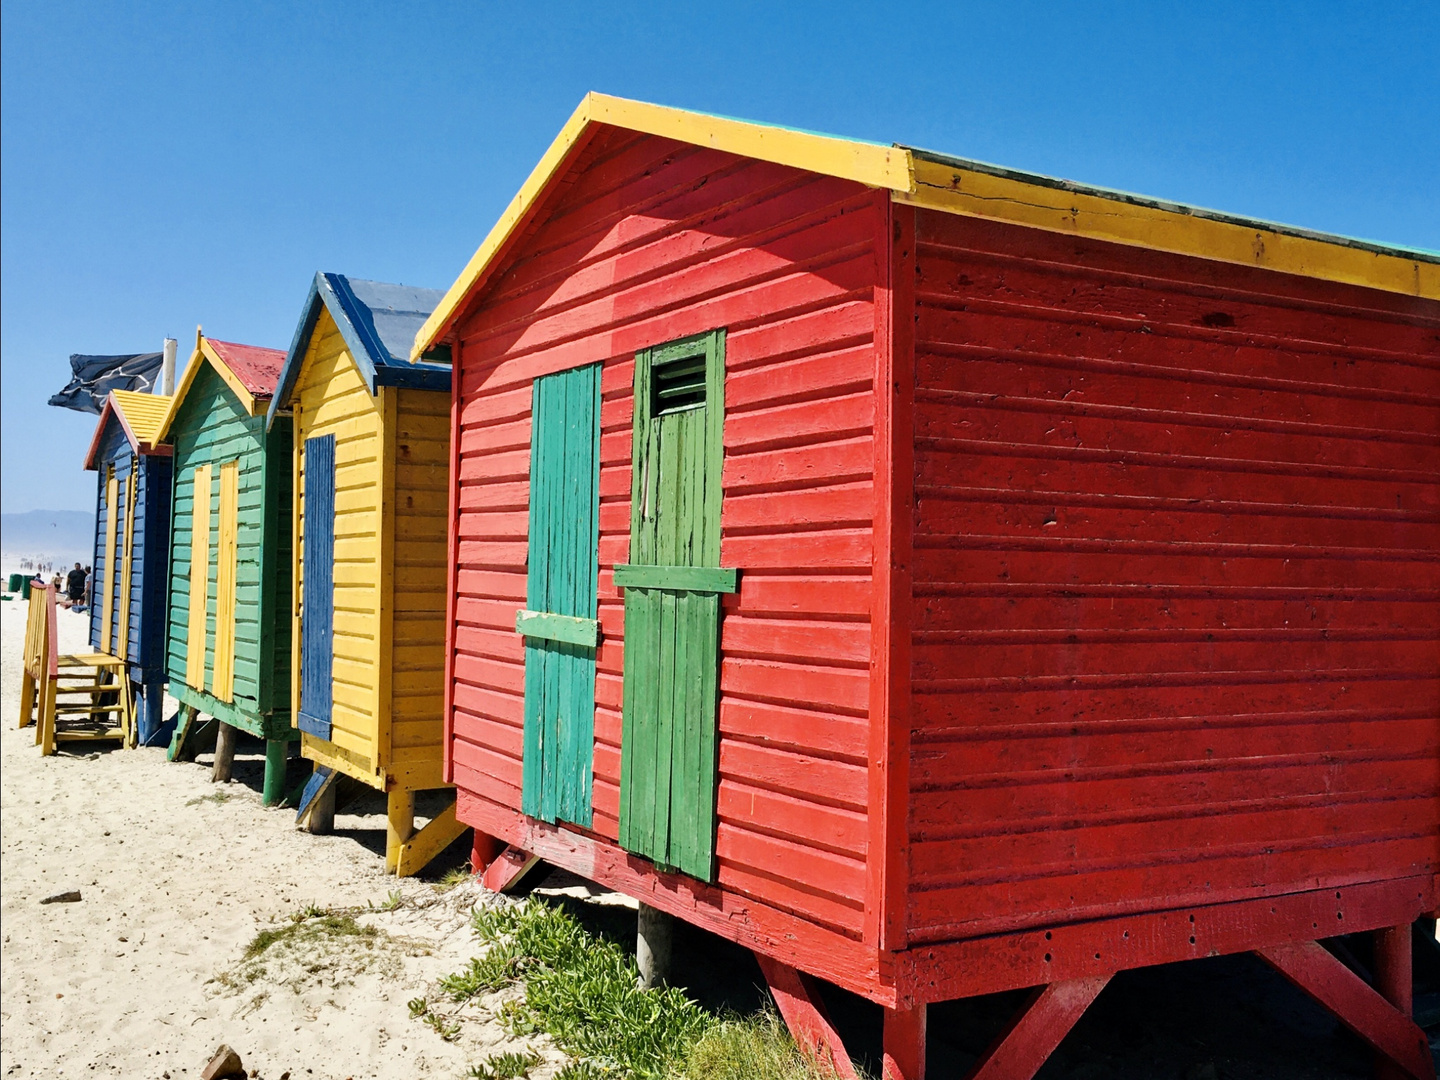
left=443, top=121, right=1440, bottom=1077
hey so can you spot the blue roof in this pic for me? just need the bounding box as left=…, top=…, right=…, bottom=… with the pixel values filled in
left=268, top=273, right=450, bottom=427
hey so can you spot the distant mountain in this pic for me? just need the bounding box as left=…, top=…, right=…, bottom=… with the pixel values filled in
left=1, top=509, right=95, bottom=564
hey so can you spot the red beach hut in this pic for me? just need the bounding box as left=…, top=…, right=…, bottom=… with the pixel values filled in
left=414, top=94, right=1440, bottom=1079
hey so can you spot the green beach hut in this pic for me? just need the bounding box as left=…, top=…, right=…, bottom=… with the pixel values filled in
left=156, top=332, right=295, bottom=803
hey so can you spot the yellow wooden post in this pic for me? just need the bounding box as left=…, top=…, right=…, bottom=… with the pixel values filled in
left=213, top=460, right=240, bottom=700
left=186, top=464, right=212, bottom=689
left=385, top=789, right=415, bottom=874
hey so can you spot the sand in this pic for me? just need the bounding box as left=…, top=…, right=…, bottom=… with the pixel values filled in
left=0, top=596, right=572, bottom=1080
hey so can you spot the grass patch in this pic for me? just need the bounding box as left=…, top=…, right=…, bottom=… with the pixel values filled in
left=434, top=865, right=475, bottom=893
left=185, top=791, right=231, bottom=806
left=212, top=905, right=430, bottom=1014
left=440, top=899, right=854, bottom=1080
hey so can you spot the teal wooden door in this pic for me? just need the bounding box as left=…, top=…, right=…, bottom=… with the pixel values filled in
left=519, top=363, right=602, bottom=827
left=618, top=330, right=735, bottom=881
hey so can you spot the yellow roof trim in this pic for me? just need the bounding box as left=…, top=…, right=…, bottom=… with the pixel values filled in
left=156, top=336, right=262, bottom=440
left=410, top=92, right=913, bottom=359
left=899, top=156, right=1439, bottom=300
left=109, top=389, right=172, bottom=446
left=414, top=96, right=1437, bottom=359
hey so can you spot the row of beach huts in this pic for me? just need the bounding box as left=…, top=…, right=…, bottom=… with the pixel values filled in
left=18, top=94, right=1440, bottom=1080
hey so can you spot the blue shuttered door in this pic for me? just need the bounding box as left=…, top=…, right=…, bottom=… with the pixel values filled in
left=520, top=363, right=601, bottom=827
left=299, top=434, right=335, bottom=738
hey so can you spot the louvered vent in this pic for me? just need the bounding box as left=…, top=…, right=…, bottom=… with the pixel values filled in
left=652, top=353, right=707, bottom=415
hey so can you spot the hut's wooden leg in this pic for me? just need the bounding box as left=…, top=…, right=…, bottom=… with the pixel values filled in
left=883, top=1001, right=927, bottom=1080
left=386, top=790, right=415, bottom=874
left=1258, top=940, right=1432, bottom=1080
left=480, top=845, right=543, bottom=893
left=261, top=740, right=288, bottom=806
left=306, top=783, right=336, bottom=834
left=212, top=722, right=236, bottom=782
left=961, top=976, right=1109, bottom=1080
left=754, top=953, right=859, bottom=1080
left=1374, top=925, right=1417, bottom=1080
left=167, top=705, right=200, bottom=761
left=471, top=829, right=502, bottom=875
left=39, top=677, right=57, bottom=756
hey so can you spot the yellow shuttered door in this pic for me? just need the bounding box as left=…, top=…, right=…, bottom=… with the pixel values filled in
left=212, top=461, right=240, bottom=701
left=186, top=464, right=212, bottom=689
left=100, top=466, right=118, bottom=654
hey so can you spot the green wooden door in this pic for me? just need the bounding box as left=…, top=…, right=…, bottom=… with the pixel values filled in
left=519, top=363, right=602, bottom=827
left=618, top=329, right=736, bottom=881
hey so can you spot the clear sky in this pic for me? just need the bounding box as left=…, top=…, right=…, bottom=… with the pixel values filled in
left=2, top=1, right=1437, bottom=513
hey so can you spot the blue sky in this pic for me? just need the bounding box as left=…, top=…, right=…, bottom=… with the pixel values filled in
left=3, top=1, right=1437, bottom=513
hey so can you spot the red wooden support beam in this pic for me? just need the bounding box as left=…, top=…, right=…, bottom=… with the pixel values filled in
left=471, top=829, right=502, bottom=876
left=1257, top=940, right=1433, bottom=1080
left=883, top=1001, right=927, bottom=1080
left=1374, top=924, right=1417, bottom=1080
left=962, top=976, right=1111, bottom=1080
left=753, top=953, right=859, bottom=1080
left=480, top=845, right=543, bottom=894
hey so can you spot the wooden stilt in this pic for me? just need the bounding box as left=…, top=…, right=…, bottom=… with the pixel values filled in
left=212, top=722, right=237, bottom=782
left=637, top=904, right=674, bottom=990
left=394, top=800, right=469, bottom=878
left=480, top=845, right=543, bottom=893
left=961, top=976, right=1110, bottom=1080
left=1258, top=940, right=1433, bottom=1080
left=754, top=953, right=859, bottom=1080
left=386, top=789, right=415, bottom=874
left=167, top=705, right=200, bottom=761
left=1375, top=925, right=1417, bottom=1080
left=306, top=783, right=336, bottom=834
left=883, top=1001, right=927, bottom=1080
left=471, top=829, right=502, bottom=875
left=261, top=740, right=288, bottom=806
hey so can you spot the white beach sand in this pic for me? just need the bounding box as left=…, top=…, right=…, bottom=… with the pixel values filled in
left=0, top=596, right=578, bottom=1080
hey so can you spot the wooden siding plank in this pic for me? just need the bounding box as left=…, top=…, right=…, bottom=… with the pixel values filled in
left=185, top=464, right=212, bottom=689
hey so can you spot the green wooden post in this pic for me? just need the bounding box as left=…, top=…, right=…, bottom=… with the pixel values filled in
left=263, top=739, right=289, bottom=806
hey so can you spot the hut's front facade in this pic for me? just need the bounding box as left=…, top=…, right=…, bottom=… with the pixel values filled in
left=84, top=389, right=174, bottom=742
left=268, top=273, right=461, bottom=874
left=157, top=334, right=294, bottom=804
left=417, top=96, right=1440, bottom=1079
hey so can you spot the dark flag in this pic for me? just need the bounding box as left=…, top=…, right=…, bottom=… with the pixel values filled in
left=48, top=352, right=164, bottom=414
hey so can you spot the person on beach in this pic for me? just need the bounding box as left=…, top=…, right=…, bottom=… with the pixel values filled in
left=66, top=563, right=86, bottom=607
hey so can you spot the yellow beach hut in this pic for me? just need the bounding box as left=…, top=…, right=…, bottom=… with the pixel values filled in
left=267, top=273, right=464, bottom=876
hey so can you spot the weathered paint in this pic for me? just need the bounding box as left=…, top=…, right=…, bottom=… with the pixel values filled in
left=433, top=108, right=1440, bottom=1077
left=277, top=286, right=451, bottom=799
left=520, top=361, right=601, bottom=828
left=85, top=391, right=175, bottom=741
left=904, top=209, right=1440, bottom=949
left=619, top=330, right=729, bottom=880
left=299, top=432, right=336, bottom=739
left=447, top=129, right=880, bottom=966
left=163, top=341, right=293, bottom=761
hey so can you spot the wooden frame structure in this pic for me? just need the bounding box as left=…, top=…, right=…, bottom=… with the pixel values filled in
left=419, top=96, right=1440, bottom=1079
left=83, top=388, right=174, bottom=743
left=267, top=273, right=465, bottom=874
left=17, top=582, right=133, bottom=754
left=156, top=332, right=295, bottom=803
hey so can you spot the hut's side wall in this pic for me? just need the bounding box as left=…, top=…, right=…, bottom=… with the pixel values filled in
left=906, top=209, right=1440, bottom=945
left=450, top=129, right=883, bottom=938
left=293, top=311, right=387, bottom=779
left=88, top=420, right=157, bottom=670
left=165, top=363, right=276, bottom=730
left=388, top=386, right=450, bottom=789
